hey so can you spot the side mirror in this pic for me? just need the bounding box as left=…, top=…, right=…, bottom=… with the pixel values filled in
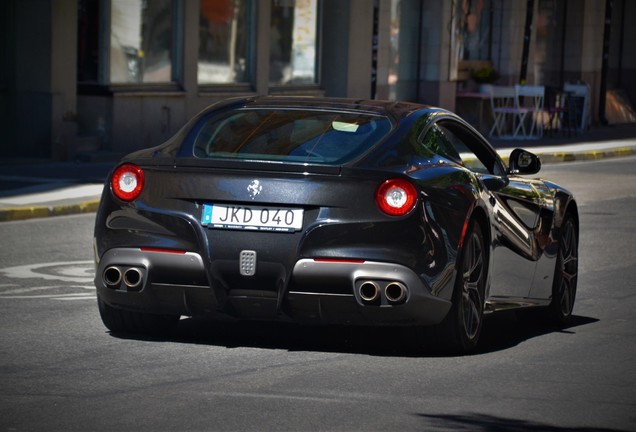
left=508, top=148, right=541, bottom=175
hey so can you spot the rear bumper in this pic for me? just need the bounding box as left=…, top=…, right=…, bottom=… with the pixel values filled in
left=288, top=259, right=452, bottom=325
left=95, top=248, right=452, bottom=326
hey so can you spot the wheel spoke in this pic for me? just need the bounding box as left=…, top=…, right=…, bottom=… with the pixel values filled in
left=461, top=231, right=484, bottom=340
left=464, top=296, right=480, bottom=337
left=563, top=254, right=578, bottom=267
left=562, top=226, right=572, bottom=254
left=462, top=293, right=479, bottom=337
left=560, top=279, right=572, bottom=315
left=465, top=234, right=483, bottom=283
left=562, top=270, right=577, bottom=284
left=555, top=219, right=578, bottom=319
left=463, top=240, right=473, bottom=277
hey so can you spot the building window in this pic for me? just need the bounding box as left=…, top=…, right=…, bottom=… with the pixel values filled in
left=388, top=0, right=421, bottom=101
left=198, top=0, right=250, bottom=84
left=78, top=0, right=101, bottom=83
left=459, top=0, right=492, bottom=61
left=269, top=0, right=318, bottom=85
left=109, top=0, right=176, bottom=83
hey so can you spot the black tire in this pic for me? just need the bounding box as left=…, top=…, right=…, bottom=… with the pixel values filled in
left=549, top=215, right=578, bottom=324
left=436, top=221, right=487, bottom=354
left=97, top=296, right=179, bottom=336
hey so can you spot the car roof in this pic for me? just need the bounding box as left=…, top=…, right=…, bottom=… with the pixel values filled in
left=122, top=96, right=474, bottom=166
left=203, top=96, right=441, bottom=121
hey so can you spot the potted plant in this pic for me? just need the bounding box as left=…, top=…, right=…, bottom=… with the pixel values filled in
left=471, top=66, right=499, bottom=85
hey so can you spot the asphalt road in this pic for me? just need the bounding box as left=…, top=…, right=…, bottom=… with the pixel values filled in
left=1, top=157, right=635, bottom=432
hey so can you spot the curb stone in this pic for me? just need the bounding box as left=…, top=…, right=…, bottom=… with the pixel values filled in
left=0, top=199, right=100, bottom=222
left=537, top=146, right=635, bottom=163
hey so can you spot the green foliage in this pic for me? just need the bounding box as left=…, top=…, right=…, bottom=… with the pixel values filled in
left=471, top=66, right=499, bottom=84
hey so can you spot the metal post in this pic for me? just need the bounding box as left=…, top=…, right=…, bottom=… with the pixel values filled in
left=519, top=0, right=534, bottom=84
left=599, top=0, right=613, bottom=126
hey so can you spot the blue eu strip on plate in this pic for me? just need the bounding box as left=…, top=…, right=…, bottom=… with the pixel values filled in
left=201, top=204, right=213, bottom=225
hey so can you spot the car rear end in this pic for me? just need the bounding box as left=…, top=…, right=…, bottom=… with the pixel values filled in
left=94, top=100, right=452, bottom=328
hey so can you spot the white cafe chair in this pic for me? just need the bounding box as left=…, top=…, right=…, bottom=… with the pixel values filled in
left=488, top=86, right=518, bottom=138
left=515, top=84, right=545, bottom=138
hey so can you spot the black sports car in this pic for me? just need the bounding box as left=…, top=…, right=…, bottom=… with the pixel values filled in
left=94, top=96, right=579, bottom=353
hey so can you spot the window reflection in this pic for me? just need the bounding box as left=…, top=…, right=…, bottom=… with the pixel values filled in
left=270, top=0, right=318, bottom=85
left=388, top=0, right=420, bottom=101
left=199, top=0, right=249, bottom=84
left=459, top=0, right=492, bottom=60
left=110, top=0, right=174, bottom=83
left=192, top=109, right=391, bottom=164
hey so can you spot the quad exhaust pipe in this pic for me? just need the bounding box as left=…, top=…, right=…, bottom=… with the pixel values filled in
left=384, top=281, right=407, bottom=305
left=358, top=280, right=408, bottom=305
left=103, top=266, right=122, bottom=287
left=123, top=268, right=143, bottom=289
left=102, top=266, right=144, bottom=290
left=359, top=281, right=381, bottom=303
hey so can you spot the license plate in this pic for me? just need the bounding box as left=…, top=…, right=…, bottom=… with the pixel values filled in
left=201, top=204, right=304, bottom=232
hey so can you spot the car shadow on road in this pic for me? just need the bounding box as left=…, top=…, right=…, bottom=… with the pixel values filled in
left=109, top=310, right=598, bottom=358
left=474, top=311, right=598, bottom=355
left=415, top=412, right=630, bottom=432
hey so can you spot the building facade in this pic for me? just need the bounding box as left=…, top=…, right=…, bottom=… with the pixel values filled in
left=1, top=0, right=634, bottom=159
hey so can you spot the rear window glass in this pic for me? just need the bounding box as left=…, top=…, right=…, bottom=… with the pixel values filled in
left=191, top=108, right=392, bottom=164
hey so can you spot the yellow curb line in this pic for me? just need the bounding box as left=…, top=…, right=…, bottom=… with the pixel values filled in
left=0, top=199, right=100, bottom=222
left=520, top=147, right=636, bottom=164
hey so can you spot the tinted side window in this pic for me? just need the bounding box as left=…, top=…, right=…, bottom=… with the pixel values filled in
left=436, top=125, right=490, bottom=174
left=419, top=124, right=462, bottom=164
left=435, top=122, right=505, bottom=176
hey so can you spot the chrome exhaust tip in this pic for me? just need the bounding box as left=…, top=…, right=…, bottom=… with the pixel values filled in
left=103, top=266, right=122, bottom=287
left=359, top=281, right=381, bottom=303
left=385, top=281, right=408, bottom=305
left=123, top=268, right=143, bottom=290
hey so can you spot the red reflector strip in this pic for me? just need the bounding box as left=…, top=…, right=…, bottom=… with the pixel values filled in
left=459, top=216, right=470, bottom=249
left=140, top=248, right=187, bottom=254
left=313, top=258, right=365, bottom=264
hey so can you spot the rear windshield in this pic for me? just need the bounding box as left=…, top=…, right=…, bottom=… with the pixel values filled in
left=191, top=108, right=392, bottom=164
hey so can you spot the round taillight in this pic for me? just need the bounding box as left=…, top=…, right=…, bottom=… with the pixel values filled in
left=375, top=178, right=418, bottom=216
left=111, top=163, right=144, bottom=202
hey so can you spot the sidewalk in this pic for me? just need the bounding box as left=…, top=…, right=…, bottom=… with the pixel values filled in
left=1, top=123, right=635, bottom=222
left=0, top=161, right=114, bottom=222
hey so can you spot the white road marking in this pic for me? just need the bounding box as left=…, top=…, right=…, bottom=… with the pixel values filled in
left=55, top=266, right=95, bottom=278
left=0, top=261, right=94, bottom=284
left=52, top=295, right=97, bottom=301
left=0, top=293, right=96, bottom=299
left=0, top=262, right=97, bottom=301
left=0, top=285, right=66, bottom=295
